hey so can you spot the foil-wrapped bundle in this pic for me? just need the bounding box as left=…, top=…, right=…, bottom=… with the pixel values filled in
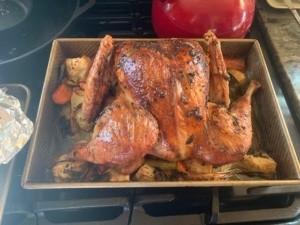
left=0, top=88, right=33, bottom=164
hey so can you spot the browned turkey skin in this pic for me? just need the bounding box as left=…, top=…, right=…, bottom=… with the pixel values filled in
left=81, top=35, right=116, bottom=123
left=115, top=39, right=209, bottom=161
left=74, top=94, right=159, bottom=165
left=74, top=31, right=261, bottom=171
left=205, top=30, right=231, bottom=108
left=194, top=80, right=261, bottom=164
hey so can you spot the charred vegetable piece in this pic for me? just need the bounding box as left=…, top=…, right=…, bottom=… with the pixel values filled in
left=73, top=108, right=94, bottom=131
left=105, top=169, right=130, bottom=182
left=66, top=56, right=92, bottom=85
left=215, top=154, right=277, bottom=179
left=71, top=87, right=84, bottom=112
left=176, top=159, right=213, bottom=174
left=228, top=70, right=247, bottom=101
left=59, top=103, right=72, bottom=120
left=134, top=164, right=169, bottom=181
left=144, top=158, right=176, bottom=171
left=228, top=69, right=246, bottom=84
left=52, top=153, right=98, bottom=182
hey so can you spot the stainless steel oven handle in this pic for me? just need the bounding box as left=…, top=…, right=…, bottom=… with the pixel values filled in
left=35, top=197, right=129, bottom=211
left=208, top=187, right=300, bottom=224
left=248, top=185, right=300, bottom=195
left=131, top=194, right=205, bottom=225
left=34, top=197, right=130, bottom=225
left=217, top=197, right=300, bottom=224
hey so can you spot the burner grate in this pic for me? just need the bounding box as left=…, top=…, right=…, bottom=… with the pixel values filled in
left=67, top=0, right=156, bottom=38
left=35, top=197, right=130, bottom=225
left=2, top=187, right=300, bottom=225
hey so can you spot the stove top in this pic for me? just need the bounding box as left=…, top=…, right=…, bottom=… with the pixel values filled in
left=1, top=1, right=300, bottom=225
left=3, top=185, right=300, bottom=225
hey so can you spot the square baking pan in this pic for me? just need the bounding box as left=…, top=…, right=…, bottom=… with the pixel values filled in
left=22, top=38, right=300, bottom=189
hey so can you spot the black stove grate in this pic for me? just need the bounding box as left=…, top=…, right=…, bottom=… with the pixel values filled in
left=3, top=186, right=300, bottom=225
left=67, top=0, right=156, bottom=38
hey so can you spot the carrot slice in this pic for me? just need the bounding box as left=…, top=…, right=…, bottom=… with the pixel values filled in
left=52, top=83, right=73, bottom=105
left=224, top=58, right=246, bottom=71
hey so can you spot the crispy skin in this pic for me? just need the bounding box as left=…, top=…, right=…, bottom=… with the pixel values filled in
left=151, top=133, right=178, bottom=162
left=204, top=30, right=231, bottom=108
left=75, top=32, right=260, bottom=167
left=112, top=157, right=145, bottom=175
left=74, top=95, right=159, bottom=165
left=82, top=35, right=115, bottom=122
left=115, top=40, right=210, bottom=161
left=114, top=36, right=260, bottom=165
left=194, top=80, right=261, bottom=164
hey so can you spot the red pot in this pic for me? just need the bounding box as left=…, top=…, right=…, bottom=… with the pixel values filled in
left=152, top=0, right=255, bottom=38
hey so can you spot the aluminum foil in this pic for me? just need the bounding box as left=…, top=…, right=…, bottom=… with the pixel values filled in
left=0, top=88, right=33, bottom=164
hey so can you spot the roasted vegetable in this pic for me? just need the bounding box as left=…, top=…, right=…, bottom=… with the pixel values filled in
left=228, top=69, right=246, bottom=84
left=145, top=158, right=176, bottom=171
left=134, top=164, right=169, bottom=181
left=176, top=159, right=212, bottom=174
left=224, top=58, right=246, bottom=71
left=59, top=103, right=72, bottom=120
left=133, top=154, right=277, bottom=181
left=73, top=108, right=94, bottom=131
left=52, top=82, right=73, bottom=105
left=71, top=87, right=84, bottom=112
left=215, top=154, right=277, bottom=179
left=104, top=169, right=130, bottom=182
left=52, top=153, right=98, bottom=182
left=66, top=56, right=92, bottom=85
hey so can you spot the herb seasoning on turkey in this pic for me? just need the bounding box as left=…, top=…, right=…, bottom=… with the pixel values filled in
left=51, top=31, right=277, bottom=183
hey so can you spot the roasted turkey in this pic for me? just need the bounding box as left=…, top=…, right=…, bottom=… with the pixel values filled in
left=74, top=94, right=159, bottom=165
left=73, top=31, right=261, bottom=174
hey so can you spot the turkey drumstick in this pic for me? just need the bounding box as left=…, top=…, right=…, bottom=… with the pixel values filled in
left=194, top=80, right=261, bottom=165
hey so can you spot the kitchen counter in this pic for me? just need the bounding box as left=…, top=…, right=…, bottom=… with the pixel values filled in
left=256, top=0, right=300, bottom=132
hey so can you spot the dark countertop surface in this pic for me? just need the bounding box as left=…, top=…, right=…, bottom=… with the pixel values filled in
left=256, top=0, right=300, bottom=131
